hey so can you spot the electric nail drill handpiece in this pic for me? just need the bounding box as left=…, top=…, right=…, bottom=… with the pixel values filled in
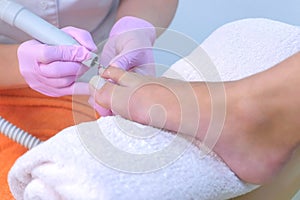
left=0, top=0, right=99, bottom=68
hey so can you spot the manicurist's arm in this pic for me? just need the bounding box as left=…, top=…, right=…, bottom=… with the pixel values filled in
left=0, top=44, right=26, bottom=88
left=116, top=0, right=178, bottom=35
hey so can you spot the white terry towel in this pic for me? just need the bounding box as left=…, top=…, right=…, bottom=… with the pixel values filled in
left=8, top=18, right=300, bottom=200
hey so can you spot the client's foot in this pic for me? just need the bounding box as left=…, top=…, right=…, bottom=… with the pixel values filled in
left=90, top=63, right=300, bottom=185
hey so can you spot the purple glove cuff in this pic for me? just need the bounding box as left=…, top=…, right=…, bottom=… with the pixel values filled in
left=109, top=16, right=156, bottom=45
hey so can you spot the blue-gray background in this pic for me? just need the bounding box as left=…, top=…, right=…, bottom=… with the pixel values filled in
left=155, top=0, right=300, bottom=73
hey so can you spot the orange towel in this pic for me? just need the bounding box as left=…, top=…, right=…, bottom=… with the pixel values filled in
left=0, top=87, right=97, bottom=199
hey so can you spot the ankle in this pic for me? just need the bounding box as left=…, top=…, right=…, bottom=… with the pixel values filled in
left=232, top=80, right=270, bottom=135
left=222, top=78, right=298, bottom=184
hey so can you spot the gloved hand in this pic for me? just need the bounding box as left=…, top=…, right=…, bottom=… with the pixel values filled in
left=17, top=26, right=97, bottom=97
left=92, top=16, right=156, bottom=116
left=100, top=16, right=156, bottom=76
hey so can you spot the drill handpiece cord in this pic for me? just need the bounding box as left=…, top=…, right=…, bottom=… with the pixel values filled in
left=0, top=116, right=42, bottom=149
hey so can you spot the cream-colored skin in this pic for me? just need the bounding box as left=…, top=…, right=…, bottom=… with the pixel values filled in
left=91, top=52, right=300, bottom=185
left=0, top=44, right=22, bottom=88
left=0, top=0, right=178, bottom=89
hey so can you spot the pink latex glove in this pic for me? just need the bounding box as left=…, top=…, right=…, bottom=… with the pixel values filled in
left=17, top=26, right=97, bottom=97
left=92, top=16, right=156, bottom=116
left=100, top=16, right=156, bottom=75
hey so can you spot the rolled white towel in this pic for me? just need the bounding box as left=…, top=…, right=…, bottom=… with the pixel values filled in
left=165, top=18, right=300, bottom=82
left=8, top=18, right=300, bottom=200
left=8, top=116, right=256, bottom=200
